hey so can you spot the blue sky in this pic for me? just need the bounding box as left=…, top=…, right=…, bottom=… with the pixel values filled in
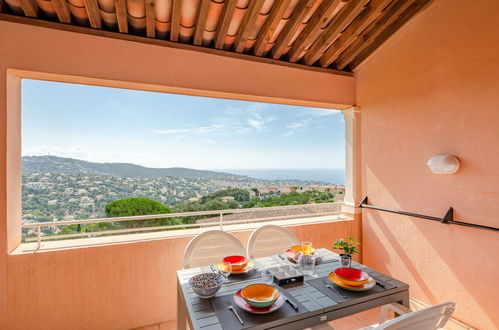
left=22, top=79, right=345, bottom=170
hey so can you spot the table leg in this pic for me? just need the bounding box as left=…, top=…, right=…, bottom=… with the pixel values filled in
left=395, top=291, right=410, bottom=317
left=177, top=280, right=187, bottom=330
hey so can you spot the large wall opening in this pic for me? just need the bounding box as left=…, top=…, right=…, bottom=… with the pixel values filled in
left=20, top=78, right=346, bottom=244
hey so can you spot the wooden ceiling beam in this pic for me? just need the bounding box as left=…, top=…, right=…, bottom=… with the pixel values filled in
left=271, top=0, right=316, bottom=60
left=114, top=0, right=128, bottom=33
left=145, top=0, right=155, bottom=38
left=287, top=0, right=345, bottom=63
left=170, top=0, right=181, bottom=41
left=252, top=0, right=290, bottom=56
left=337, top=0, right=425, bottom=70
left=214, top=0, right=237, bottom=49
left=19, top=0, right=39, bottom=17
left=193, top=0, right=210, bottom=45
left=348, top=0, right=430, bottom=69
left=83, top=0, right=102, bottom=28
left=303, top=0, right=369, bottom=65
left=233, top=0, right=265, bottom=53
left=319, top=0, right=393, bottom=68
left=51, top=0, right=72, bottom=23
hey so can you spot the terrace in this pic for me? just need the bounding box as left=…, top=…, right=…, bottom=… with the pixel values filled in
left=1, top=0, right=498, bottom=329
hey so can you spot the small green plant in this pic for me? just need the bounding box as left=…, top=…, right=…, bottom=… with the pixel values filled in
left=332, top=236, right=360, bottom=255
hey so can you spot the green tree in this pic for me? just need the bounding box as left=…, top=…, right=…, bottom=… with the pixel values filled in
left=105, top=197, right=174, bottom=228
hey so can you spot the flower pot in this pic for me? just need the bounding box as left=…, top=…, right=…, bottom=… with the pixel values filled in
left=340, top=254, right=352, bottom=268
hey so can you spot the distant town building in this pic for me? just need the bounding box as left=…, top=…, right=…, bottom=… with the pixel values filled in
left=79, top=196, right=95, bottom=207
left=221, top=196, right=235, bottom=202
left=278, top=185, right=298, bottom=194
left=258, top=186, right=278, bottom=194
left=48, top=199, right=58, bottom=206
left=27, top=182, right=45, bottom=189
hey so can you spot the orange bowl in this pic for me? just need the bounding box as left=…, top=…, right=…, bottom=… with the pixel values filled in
left=329, top=272, right=368, bottom=287
left=241, top=284, right=279, bottom=308
left=222, top=255, right=249, bottom=271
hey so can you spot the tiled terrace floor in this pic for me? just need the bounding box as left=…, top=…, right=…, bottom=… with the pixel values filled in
left=133, top=307, right=393, bottom=330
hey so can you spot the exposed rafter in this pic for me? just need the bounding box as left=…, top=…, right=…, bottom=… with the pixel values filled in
left=145, top=0, right=155, bottom=38
left=303, top=0, right=369, bottom=65
left=83, top=0, right=102, bottom=29
left=114, top=0, right=128, bottom=33
left=233, top=0, right=265, bottom=53
left=253, top=0, right=290, bottom=56
left=19, top=0, right=39, bottom=17
left=193, top=0, right=210, bottom=45
left=271, top=0, right=316, bottom=60
left=170, top=0, right=181, bottom=41
left=51, top=0, right=71, bottom=23
left=214, top=0, right=237, bottom=49
left=345, top=0, right=430, bottom=69
left=287, top=0, right=346, bottom=63
left=320, top=0, right=393, bottom=67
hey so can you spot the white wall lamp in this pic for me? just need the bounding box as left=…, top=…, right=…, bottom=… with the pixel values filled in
left=427, top=155, right=460, bottom=174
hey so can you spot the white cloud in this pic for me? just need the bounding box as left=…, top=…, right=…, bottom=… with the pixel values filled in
left=153, top=124, right=225, bottom=135
left=248, top=118, right=264, bottom=130
left=23, top=144, right=94, bottom=160
left=287, top=122, right=308, bottom=129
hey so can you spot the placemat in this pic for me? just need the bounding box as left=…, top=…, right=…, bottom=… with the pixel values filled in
left=278, top=253, right=339, bottom=266
left=210, top=265, right=262, bottom=283
left=211, top=289, right=305, bottom=330
left=307, top=276, right=396, bottom=303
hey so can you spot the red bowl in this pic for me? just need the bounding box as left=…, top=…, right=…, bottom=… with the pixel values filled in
left=222, top=255, right=249, bottom=271
left=334, top=268, right=369, bottom=282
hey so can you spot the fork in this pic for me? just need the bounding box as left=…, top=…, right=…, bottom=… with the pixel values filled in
left=322, top=279, right=347, bottom=299
left=226, top=301, right=244, bottom=325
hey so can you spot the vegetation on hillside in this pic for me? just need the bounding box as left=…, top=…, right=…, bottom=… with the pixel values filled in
left=23, top=155, right=240, bottom=179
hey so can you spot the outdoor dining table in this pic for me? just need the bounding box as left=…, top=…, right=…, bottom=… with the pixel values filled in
left=176, top=248, right=409, bottom=330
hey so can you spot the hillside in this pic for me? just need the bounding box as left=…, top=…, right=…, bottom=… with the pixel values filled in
left=22, top=156, right=237, bottom=179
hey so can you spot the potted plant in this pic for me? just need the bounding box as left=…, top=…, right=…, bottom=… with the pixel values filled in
left=332, top=236, right=360, bottom=267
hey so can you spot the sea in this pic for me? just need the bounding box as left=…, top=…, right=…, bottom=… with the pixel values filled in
left=219, top=169, right=345, bottom=185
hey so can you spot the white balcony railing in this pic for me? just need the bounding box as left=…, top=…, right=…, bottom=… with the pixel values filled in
left=22, top=202, right=344, bottom=248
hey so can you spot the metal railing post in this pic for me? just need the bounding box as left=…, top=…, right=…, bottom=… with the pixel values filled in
left=219, top=213, right=223, bottom=230
left=37, top=226, right=41, bottom=249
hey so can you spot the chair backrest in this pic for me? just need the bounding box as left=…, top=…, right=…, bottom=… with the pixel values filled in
left=247, top=225, right=300, bottom=259
left=375, top=302, right=456, bottom=330
left=183, top=230, right=246, bottom=269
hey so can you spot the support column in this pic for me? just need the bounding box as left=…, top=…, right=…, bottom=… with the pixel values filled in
left=342, top=107, right=362, bottom=214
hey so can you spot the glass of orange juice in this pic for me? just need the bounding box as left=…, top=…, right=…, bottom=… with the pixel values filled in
left=301, top=242, right=312, bottom=255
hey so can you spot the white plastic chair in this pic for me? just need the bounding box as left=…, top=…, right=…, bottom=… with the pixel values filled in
left=183, top=230, right=246, bottom=269
left=246, top=225, right=300, bottom=259
left=364, top=301, right=456, bottom=330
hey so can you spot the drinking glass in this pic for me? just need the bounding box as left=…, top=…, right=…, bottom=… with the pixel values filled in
left=301, top=242, right=312, bottom=255
left=220, top=262, right=232, bottom=282
left=298, top=253, right=316, bottom=276
left=261, top=269, right=273, bottom=284
left=340, top=255, right=352, bottom=268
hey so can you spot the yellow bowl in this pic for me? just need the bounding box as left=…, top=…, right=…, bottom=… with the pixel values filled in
left=241, top=284, right=280, bottom=308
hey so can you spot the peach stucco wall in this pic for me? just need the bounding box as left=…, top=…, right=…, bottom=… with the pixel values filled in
left=4, top=220, right=360, bottom=329
left=0, top=19, right=355, bottom=329
left=356, top=0, right=499, bottom=329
